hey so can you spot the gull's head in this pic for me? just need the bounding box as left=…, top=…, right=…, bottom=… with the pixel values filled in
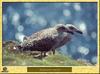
left=56, top=24, right=83, bottom=35
left=65, top=24, right=83, bottom=34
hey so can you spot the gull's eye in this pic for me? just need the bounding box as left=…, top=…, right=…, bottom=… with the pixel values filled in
left=60, top=26, right=66, bottom=30
left=69, top=26, right=74, bottom=30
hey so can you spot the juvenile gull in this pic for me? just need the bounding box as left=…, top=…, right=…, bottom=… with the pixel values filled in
left=15, top=24, right=82, bottom=58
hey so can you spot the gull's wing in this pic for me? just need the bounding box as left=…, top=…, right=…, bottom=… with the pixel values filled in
left=21, top=28, right=58, bottom=51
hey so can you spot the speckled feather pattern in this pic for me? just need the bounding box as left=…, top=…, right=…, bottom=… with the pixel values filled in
left=20, top=27, right=71, bottom=52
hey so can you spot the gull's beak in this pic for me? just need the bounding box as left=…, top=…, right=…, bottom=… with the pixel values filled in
left=76, top=29, right=83, bottom=34
left=67, top=30, right=74, bottom=34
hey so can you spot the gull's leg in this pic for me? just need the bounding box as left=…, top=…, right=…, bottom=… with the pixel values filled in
left=52, top=49, right=55, bottom=55
left=43, top=51, right=46, bottom=56
left=40, top=51, right=43, bottom=59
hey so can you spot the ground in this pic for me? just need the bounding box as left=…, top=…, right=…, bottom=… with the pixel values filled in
left=2, top=41, right=92, bottom=66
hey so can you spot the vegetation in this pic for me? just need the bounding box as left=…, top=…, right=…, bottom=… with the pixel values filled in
left=2, top=41, right=91, bottom=66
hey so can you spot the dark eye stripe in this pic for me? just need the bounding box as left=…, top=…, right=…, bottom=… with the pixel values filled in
left=69, top=27, right=74, bottom=29
left=60, top=27, right=66, bottom=29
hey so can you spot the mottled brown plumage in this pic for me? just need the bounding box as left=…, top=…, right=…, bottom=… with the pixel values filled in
left=15, top=24, right=82, bottom=58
